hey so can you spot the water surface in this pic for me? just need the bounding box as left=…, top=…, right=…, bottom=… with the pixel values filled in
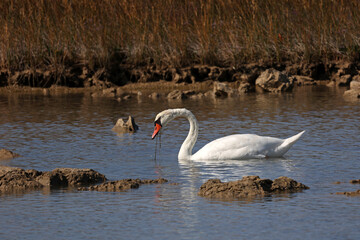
left=0, top=86, right=359, bottom=239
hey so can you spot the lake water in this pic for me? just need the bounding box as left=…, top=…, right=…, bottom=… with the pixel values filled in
left=0, top=86, right=359, bottom=240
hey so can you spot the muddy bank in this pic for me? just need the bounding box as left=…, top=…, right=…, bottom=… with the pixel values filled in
left=198, top=176, right=309, bottom=200
left=1, top=61, right=359, bottom=99
left=78, top=178, right=168, bottom=192
left=0, top=166, right=106, bottom=193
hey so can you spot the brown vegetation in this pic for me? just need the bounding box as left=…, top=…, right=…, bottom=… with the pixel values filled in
left=1, top=0, right=360, bottom=74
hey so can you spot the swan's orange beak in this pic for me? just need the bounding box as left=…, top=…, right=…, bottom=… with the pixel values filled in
left=152, top=123, right=162, bottom=139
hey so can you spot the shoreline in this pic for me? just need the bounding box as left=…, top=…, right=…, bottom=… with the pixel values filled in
left=1, top=61, right=359, bottom=99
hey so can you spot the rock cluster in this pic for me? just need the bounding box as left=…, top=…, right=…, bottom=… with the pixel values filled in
left=2, top=61, right=360, bottom=95
left=0, top=166, right=106, bottom=193
left=0, top=165, right=169, bottom=194
left=198, top=176, right=309, bottom=200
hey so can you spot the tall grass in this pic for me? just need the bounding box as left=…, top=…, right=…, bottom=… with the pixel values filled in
left=1, top=0, right=360, bottom=71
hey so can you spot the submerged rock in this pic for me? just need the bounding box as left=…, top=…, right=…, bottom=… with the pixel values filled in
left=0, top=166, right=106, bottom=193
left=112, top=116, right=139, bottom=133
left=79, top=178, right=168, bottom=192
left=336, top=190, right=360, bottom=196
left=198, top=176, right=309, bottom=200
left=0, top=149, right=20, bottom=160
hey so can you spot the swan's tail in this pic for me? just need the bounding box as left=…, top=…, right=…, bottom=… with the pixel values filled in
left=276, top=131, right=305, bottom=156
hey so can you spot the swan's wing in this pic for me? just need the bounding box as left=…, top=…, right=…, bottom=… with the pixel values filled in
left=192, top=134, right=284, bottom=160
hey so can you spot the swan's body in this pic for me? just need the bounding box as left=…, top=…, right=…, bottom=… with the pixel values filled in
left=152, top=108, right=305, bottom=161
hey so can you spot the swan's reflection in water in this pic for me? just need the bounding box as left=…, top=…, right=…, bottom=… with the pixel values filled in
left=178, top=157, right=299, bottom=183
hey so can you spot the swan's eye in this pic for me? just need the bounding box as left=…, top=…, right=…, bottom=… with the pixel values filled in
left=154, top=118, right=162, bottom=127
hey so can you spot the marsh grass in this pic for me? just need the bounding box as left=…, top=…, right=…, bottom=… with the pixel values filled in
left=1, top=0, right=360, bottom=71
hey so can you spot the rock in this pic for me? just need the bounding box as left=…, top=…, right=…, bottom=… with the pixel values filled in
left=0, top=166, right=106, bottom=193
left=102, top=87, right=116, bottom=97
left=232, top=72, right=258, bottom=86
left=183, top=90, right=198, bottom=98
left=88, top=68, right=112, bottom=88
left=198, top=176, right=309, bottom=200
left=238, top=83, right=254, bottom=93
left=112, top=116, right=139, bottom=133
left=344, top=75, right=360, bottom=99
left=148, top=92, right=162, bottom=99
left=213, top=82, right=229, bottom=97
left=350, top=179, right=360, bottom=184
left=204, top=90, right=215, bottom=98
left=331, top=62, right=357, bottom=85
left=208, top=67, right=221, bottom=80
left=189, top=92, right=204, bottom=99
left=338, top=74, right=352, bottom=86
left=82, top=179, right=141, bottom=192
left=216, top=68, right=235, bottom=82
left=122, top=94, right=132, bottom=100
left=0, top=149, right=20, bottom=160
left=190, top=65, right=211, bottom=82
left=256, top=69, right=293, bottom=92
left=213, top=82, right=237, bottom=98
left=292, top=75, right=316, bottom=86
left=335, top=190, right=360, bottom=196
left=271, top=176, right=308, bottom=192
left=37, top=168, right=107, bottom=186
left=0, top=166, right=44, bottom=193
left=91, top=87, right=129, bottom=98
left=140, top=178, right=168, bottom=184
left=79, top=178, right=168, bottom=192
left=167, top=90, right=187, bottom=100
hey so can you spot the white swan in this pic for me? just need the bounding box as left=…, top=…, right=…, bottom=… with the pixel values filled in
left=152, top=108, right=305, bottom=161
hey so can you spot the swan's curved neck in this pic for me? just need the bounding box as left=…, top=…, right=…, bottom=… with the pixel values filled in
left=176, top=109, right=199, bottom=160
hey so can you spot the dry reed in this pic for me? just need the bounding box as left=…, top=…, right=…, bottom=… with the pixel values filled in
left=1, top=0, right=360, bottom=71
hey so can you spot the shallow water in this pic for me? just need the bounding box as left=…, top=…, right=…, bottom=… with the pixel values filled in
left=0, top=86, right=359, bottom=240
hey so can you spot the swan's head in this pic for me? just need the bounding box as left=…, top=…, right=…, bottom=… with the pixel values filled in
left=151, top=109, right=177, bottom=139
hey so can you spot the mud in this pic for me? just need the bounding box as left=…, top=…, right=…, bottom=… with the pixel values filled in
left=78, top=178, right=168, bottom=192
left=0, top=166, right=106, bottom=194
left=198, top=176, right=309, bottom=200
